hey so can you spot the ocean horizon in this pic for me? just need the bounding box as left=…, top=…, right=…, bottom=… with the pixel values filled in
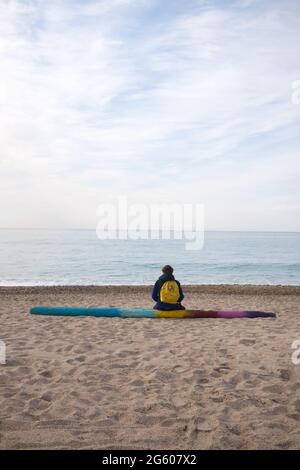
left=1, top=229, right=299, bottom=286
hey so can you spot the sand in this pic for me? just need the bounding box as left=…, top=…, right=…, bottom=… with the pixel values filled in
left=0, top=285, right=300, bottom=450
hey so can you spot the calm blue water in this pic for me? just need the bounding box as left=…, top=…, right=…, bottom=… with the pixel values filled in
left=0, top=229, right=299, bottom=285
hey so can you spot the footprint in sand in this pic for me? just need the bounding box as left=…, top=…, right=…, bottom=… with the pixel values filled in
left=213, top=366, right=231, bottom=374
left=17, top=366, right=32, bottom=375
left=293, top=399, right=300, bottom=412
left=279, top=369, right=290, bottom=381
left=239, top=339, right=256, bottom=346
left=28, top=398, right=51, bottom=413
left=262, top=384, right=284, bottom=394
left=40, top=370, right=54, bottom=379
left=41, top=392, right=53, bottom=402
left=74, top=355, right=86, bottom=363
left=193, top=370, right=210, bottom=384
left=130, top=379, right=145, bottom=387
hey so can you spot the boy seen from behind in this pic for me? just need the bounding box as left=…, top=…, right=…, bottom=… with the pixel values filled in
left=152, top=265, right=185, bottom=310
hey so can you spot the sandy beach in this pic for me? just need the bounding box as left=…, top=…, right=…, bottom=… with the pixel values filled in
left=0, top=285, right=299, bottom=450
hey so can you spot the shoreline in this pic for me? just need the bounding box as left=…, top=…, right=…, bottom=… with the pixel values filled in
left=1, top=284, right=300, bottom=296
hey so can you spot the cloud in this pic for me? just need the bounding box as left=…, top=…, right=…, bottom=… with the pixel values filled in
left=0, top=0, right=300, bottom=230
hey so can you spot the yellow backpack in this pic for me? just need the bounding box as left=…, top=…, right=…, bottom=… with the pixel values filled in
left=160, top=280, right=180, bottom=304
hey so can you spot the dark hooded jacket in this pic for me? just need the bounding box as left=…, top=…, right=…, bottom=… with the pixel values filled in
left=152, top=273, right=184, bottom=310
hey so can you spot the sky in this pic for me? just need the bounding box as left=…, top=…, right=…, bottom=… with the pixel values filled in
left=0, top=0, right=300, bottom=231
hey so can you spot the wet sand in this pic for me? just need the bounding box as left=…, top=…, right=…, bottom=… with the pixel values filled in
left=0, top=285, right=300, bottom=449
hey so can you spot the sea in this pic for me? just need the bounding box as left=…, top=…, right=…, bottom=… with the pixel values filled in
left=0, top=229, right=299, bottom=286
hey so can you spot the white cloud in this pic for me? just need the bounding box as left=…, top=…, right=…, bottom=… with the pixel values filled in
left=0, top=0, right=300, bottom=230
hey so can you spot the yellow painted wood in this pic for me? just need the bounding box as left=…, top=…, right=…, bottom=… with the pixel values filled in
left=156, top=310, right=188, bottom=318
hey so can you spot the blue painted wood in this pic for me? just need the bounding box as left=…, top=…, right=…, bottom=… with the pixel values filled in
left=30, top=307, right=156, bottom=317
left=30, top=307, right=122, bottom=317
